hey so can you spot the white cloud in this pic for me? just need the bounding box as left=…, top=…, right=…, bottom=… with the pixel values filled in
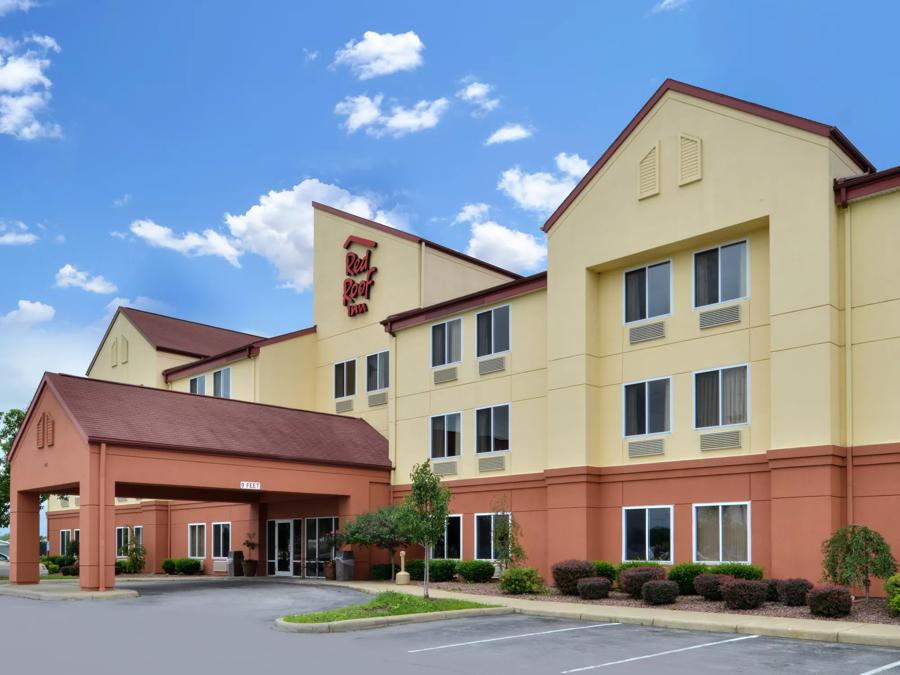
left=497, top=152, right=589, bottom=214
left=335, top=94, right=448, bottom=138
left=0, top=34, right=62, bottom=140
left=129, top=219, right=242, bottom=266
left=465, top=221, right=546, bottom=273
left=104, top=295, right=168, bottom=320
left=54, top=264, right=118, bottom=294
left=333, top=30, right=424, bottom=80
left=0, top=0, right=36, bottom=17
left=485, top=123, right=533, bottom=146
left=112, top=193, right=131, bottom=207
left=452, top=202, right=490, bottom=225
left=0, top=221, right=37, bottom=245
left=555, top=151, right=591, bottom=178
left=303, top=48, right=319, bottom=63
left=456, top=80, right=499, bottom=116
left=1, top=299, right=54, bottom=326
left=652, top=0, right=690, bottom=12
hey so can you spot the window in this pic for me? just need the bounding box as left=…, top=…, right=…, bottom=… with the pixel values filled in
left=475, top=513, right=511, bottom=560
left=624, top=378, right=671, bottom=437
left=432, top=515, right=462, bottom=559
left=212, top=522, right=231, bottom=559
left=115, top=526, right=130, bottom=558
left=694, top=365, right=748, bottom=428
left=430, top=413, right=461, bottom=459
left=694, top=502, right=750, bottom=563
left=213, top=368, right=231, bottom=398
left=476, top=306, right=510, bottom=357
left=188, top=523, right=206, bottom=559
left=431, top=318, right=462, bottom=367
left=623, top=506, right=673, bottom=563
left=59, top=529, right=71, bottom=556
left=694, top=241, right=748, bottom=307
left=133, top=526, right=142, bottom=549
left=333, top=359, right=356, bottom=398
left=366, top=351, right=389, bottom=392
left=475, top=404, right=510, bottom=453
left=73, top=529, right=80, bottom=548
left=190, top=375, right=206, bottom=395
left=625, top=261, right=671, bottom=323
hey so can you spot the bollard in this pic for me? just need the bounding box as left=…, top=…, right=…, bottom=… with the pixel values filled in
left=395, top=550, right=410, bottom=585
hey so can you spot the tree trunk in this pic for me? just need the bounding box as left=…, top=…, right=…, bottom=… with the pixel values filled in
left=864, top=569, right=870, bottom=600
left=424, top=545, right=430, bottom=599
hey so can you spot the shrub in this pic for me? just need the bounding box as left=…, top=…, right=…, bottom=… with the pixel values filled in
left=619, top=566, right=666, bottom=599
left=174, top=558, right=202, bottom=575
left=694, top=573, right=733, bottom=601
left=642, top=579, right=679, bottom=605
left=370, top=563, right=398, bottom=581
left=115, top=560, right=127, bottom=575
left=552, top=560, right=597, bottom=595
left=429, top=559, right=458, bottom=582
left=592, top=560, right=617, bottom=583
left=713, top=563, right=764, bottom=580
left=500, top=566, right=545, bottom=595
left=889, top=594, right=900, bottom=617
left=884, top=574, right=900, bottom=599
left=60, top=565, right=71, bottom=576
left=161, top=558, right=177, bottom=575
left=577, top=576, right=612, bottom=600
left=456, top=560, right=496, bottom=583
left=668, top=563, right=708, bottom=595
left=822, top=525, right=897, bottom=600
left=807, top=585, right=852, bottom=617
left=765, top=579, right=781, bottom=602
left=778, top=578, right=813, bottom=606
left=46, top=562, right=60, bottom=574
left=615, top=560, right=662, bottom=583
left=47, top=555, right=66, bottom=567
left=721, top=579, right=768, bottom=610
left=405, top=559, right=425, bottom=581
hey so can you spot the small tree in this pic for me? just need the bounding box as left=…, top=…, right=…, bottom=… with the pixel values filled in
left=0, top=409, right=26, bottom=528
left=243, top=532, right=258, bottom=561
left=400, top=461, right=451, bottom=598
left=822, top=525, right=897, bottom=600
left=127, top=530, right=146, bottom=574
left=343, top=505, right=412, bottom=581
left=491, top=495, right=525, bottom=571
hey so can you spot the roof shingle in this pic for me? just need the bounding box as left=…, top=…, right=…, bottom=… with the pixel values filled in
left=119, top=307, right=262, bottom=358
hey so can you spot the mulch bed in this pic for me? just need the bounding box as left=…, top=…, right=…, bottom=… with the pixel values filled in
left=415, top=581, right=900, bottom=625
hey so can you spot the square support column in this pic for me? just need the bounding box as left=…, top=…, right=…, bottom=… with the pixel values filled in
left=9, top=490, right=41, bottom=585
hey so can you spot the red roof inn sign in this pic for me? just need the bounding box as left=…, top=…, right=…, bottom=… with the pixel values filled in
left=342, top=235, right=378, bottom=317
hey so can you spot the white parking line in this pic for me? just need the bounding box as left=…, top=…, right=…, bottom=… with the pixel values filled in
left=858, top=660, right=900, bottom=675
left=560, top=634, right=760, bottom=672
left=407, top=622, right=622, bottom=653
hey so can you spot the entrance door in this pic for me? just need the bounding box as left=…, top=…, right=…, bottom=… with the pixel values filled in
left=274, top=520, right=292, bottom=576
left=304, top=516, right=337, bottom=578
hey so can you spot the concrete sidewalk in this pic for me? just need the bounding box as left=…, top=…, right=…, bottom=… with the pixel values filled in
left=0, top=581, right=138, bottom=601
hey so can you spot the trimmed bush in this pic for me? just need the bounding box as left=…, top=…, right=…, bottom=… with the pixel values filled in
left=500, top=566, right=545, bottom=595
left=778, top=578, right=813, bottom=606
left=161, top=558, right=177, bottom=575
left=615, top=560, right=662, bottom=582
left=46, top=555, right=66, bottom=567
left=429, top=559, right=458, bottom=582
left=577, top=576, right=612, bottom=600
left=174, top=557, right=202, bottom=575
left=668, top=563, right=707, bottom=595
left=456, top=560, right=496, bottom=583
left=370, top=564, right=398, bottom=581
left=642, top=579, right=679, bottom=605
left=807, top=585, right=852, bottom=617
left=592, top=560, right=617, bottom=583
left=694, top=573, right=733, bottom=601
left=552, top=560, right=597, bottom=595
left=765, top=579, right=781, bottom=602
left=721, top=579, right=768, bottom=610
left=619, top=565, right=666, bottom=599
left=889, top=593, right=900, bottom=617
left=46, top=562, right=60, bottom=574
left=885, top=574, right=900, bottom=600
left=712, top=563, right=764, bottom=580
left=115, top=560, right=127, bottom=575
left=405, top=559, right=425, bottom=581
left=60, top=565, right=71, bottom=576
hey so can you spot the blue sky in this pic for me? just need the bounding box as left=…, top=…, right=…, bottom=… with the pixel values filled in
left=1, top=0, right=899, bottom=411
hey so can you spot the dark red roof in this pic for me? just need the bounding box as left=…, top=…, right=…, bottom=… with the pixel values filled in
left=834, top=164, right=900, bottom=207
left=41, top=373, right=390, bottom=469
left=118, top=307, right=262, bottom=358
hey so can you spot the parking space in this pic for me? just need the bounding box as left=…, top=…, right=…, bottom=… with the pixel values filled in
left=0, top=581, right=898, bottom=674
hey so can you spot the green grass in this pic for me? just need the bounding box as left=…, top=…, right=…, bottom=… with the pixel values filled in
left=282, top=591, right=495, bottom=624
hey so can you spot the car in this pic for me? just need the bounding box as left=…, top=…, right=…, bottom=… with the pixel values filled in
left=0, top=552, right=50, bottom=577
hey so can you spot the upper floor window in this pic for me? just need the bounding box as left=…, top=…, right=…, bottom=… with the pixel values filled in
left=213, top=368, right=231, bottom=399
left=476, top=306, right=510, bottom=357
left=190, top=374, right=206, bottom=395
left=432, top=318, right=462, bottom=367
left=430, top=412, right=461, bottom=459
left=366, top=351, right=389, bottom=392
left=624, top=377, right=671, bottom=437
left=625, top=261, right=671, bottom=323
left=694, top=241, right=748, bottom=308
left=334, top=359, right=356, bottom=399
left=475, top=404, right=510, bottom=453
left=694, top=365, right=748, bottom=428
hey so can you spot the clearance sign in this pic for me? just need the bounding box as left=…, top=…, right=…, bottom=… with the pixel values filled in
left=342, top=235, right=378, bottom=317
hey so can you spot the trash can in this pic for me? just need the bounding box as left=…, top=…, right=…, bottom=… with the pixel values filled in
left=228, top=550, right=244, bottom=577
left=335, top=551, right=355, bottom=581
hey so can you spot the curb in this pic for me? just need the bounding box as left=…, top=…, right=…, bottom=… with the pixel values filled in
left=0, top=586, right=139, bottom=601
left=274, top=607, right=513, bottom=633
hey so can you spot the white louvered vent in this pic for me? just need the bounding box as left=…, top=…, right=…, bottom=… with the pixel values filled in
left=679, top=134, right=702, bottom=186
left=335, top=399, right=354, bottom=413
left=433, top=367, right=458, bottom=385
left=628, top=438, right=665, bottom=458
left=699, top=304, right=741, bottom=329
left=478, top=356, right=506, bottom=375
left=432, top=460, right=458, bottom=476
left=638, top=144, right=660, bottom=200
left=368, top=391, right=388, bottom=407
left=478, top=455, right=506, bottom=472
left=700, top=430, right=742, bottom=451
left=629, top=321, right=665, bottom=344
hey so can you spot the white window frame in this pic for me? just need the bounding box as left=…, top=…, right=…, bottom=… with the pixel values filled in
left=692, top=363, right=751, bottom=430
left=73, top=529, right=80, bottom=546
left=475, top=304, right=512, bottom=359
left=115, top=526, right=130, bottom=559
left=212, top=521, right=231, bottom=560
left=621, top=505, right=674, bottom=564
left=430, top=317, right=464, bottom=369
left=623, top=259, right=673, bottom=324
left=59, top=529, right=71, bottom=556
left=333, top=359, right=356, bottom=399
left=188, top=523, right=206, bottom=560
left=365, top=350, right=390, bottom=393
left=473, top=403, right=512, bottom=454
left=189, top=374, right=206, bottom=395
left=430, top=411, right=463, bottom=459
left=691, top=239, right=750, bottom=309
left=692, top=501, right=752, bottom=564
left=474, top=512, right=511, bottom=561
left=431, top=514, right=463, bottom=560
left=212, top=367, right=231, bottom=398
left=622, top=376, right=673, bottom=438
left=133, top=526, right=142, bottom=549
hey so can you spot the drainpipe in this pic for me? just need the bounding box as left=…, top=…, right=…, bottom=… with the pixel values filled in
left=99, top=442, right=107, bottom=591
left=843, top=207, right=854, bottom=526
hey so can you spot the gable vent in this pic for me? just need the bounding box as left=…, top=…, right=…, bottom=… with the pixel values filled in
left=120, top=336, right=129, bottom=364
left=36, top=412, right=45, bottom=448
left=46, top=413, right=55, bottom=447
left=679, top=134, right=702, bottom=185
left=638, top=144, right=660, bottom=200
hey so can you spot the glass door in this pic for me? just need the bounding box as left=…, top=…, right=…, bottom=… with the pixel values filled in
left=275, top=520, right=292, bottom=576
left=304, top=516, right=337, bottom=578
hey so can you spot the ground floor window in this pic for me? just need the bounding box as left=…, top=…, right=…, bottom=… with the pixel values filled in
left=694, top=502, right=750, bottom=563
left=212, top=522, right=231, bottom=559
left=475, top=512, right=510, bottom=561
left=73, top=529, right=80, bottom=553
left=188, top=523, right=206, bottom=559
left=59, top=529, right=71, bottom=557
left=432, top=515, right=462, bottom=559
left=115, top=526, right=130, bottom=558
left=133, top=526, right=142, bottom=549
left=623, top=506, right=672, bottom=563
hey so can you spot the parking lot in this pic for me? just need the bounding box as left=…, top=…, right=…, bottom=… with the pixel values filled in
left=0, top=580, right=898, bottom=674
